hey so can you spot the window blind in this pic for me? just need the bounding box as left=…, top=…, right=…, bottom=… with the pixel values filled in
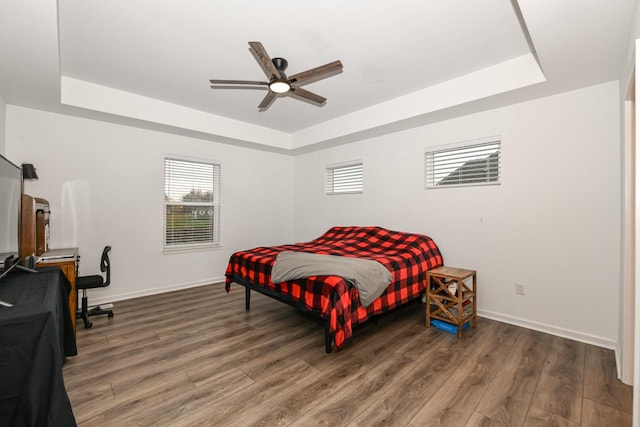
left=326, top=162, right=363, bottom=194
left=164, top=158, right=220, bottom=247
left=425, top=140, right=501, bottom=188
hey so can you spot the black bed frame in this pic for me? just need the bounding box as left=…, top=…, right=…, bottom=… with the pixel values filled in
left=231, top=276, right=335, bottom=353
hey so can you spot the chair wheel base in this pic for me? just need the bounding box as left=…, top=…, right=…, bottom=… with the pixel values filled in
left=77, top=306, right=113, bottom=329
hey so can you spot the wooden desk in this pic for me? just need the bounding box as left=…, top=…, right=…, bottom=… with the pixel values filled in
left=37, top=248, right=78, bottom=331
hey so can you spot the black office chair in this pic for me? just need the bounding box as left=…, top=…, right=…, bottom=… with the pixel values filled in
left=76, top=246, right=113, bottom=329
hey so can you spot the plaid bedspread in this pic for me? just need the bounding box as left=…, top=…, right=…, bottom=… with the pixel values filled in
left=224, top=226, right=443, bottom=350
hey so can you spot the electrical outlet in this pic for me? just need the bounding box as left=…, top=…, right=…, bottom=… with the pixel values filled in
left=515, top=282, right=526, bottom=295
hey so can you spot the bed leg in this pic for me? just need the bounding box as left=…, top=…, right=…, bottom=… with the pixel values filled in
left=324, top=322, right=333, bottom=354
left=245, top=286, right=251, bottom=311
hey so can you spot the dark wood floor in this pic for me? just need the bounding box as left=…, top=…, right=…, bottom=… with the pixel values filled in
left=63, top=283, right=633, bottom=426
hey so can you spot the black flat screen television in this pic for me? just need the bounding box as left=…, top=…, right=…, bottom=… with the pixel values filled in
left=0, top=154, right=21, bottom=278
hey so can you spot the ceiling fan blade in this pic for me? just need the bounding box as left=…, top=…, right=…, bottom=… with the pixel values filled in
left=288, top=86, right=327, bottom=105
left=210, top=86, right=268, bottom=92
left=248, top=41, right=284, bottom=80
left=288, top=60, right=343, bottom=85
left=258, top=91, right=278, bottom=110
left=209, top=80, right=268, bottom=86
left=209, top=79, right=267, bottom=86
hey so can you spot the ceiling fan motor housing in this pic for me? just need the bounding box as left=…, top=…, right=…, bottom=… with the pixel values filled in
left=272, top=57, right=288, bottom=73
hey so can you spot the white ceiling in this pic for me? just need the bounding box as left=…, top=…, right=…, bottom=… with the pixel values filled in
left=0, top=0, right=636, bottom=152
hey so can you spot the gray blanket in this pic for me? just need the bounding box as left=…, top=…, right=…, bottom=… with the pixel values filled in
left=271, top=251, right=393, bottom=307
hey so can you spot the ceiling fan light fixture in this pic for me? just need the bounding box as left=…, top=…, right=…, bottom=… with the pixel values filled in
left=269, top=80, right=290, bottom=93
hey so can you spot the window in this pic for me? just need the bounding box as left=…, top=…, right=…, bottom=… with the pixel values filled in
left=425, top=138, right=501, bottom=188
left=326, top=162, right=363, bottom=194
left=164, top=158, right=220, bottom=248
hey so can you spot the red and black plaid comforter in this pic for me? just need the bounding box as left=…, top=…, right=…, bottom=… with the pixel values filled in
left=225, top=226, right=443, bottom=350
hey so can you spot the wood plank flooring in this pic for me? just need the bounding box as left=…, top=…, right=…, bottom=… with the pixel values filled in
left=63, top=283, right=633, bottom=426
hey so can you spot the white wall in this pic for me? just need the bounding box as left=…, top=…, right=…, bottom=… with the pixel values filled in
left=619, top=3, right=640, bottom=417
left=5, top=105, right=294, bottom=303
left=617, top=16, right=637, bottom=385
left=294, top=81, right=621, bottom=347
left=0, top=94, right=6, bottom=155
left=2, top=82, right=623, bottom=349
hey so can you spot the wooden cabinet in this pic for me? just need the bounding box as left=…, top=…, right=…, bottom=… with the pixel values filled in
left=20, top=194, right=50, bottom=259
left=22, top=194, right=78, bottom=332
left=21, top=194, right=77, bottom=331
left=20, top=194, right=36, bottom=261
left=38, top=251, right=78, bottom=332
left=426, top=266, right=477, bottom=338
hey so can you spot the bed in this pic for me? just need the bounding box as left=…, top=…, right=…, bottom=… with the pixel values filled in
left=224, top=226, right=443, bottom=352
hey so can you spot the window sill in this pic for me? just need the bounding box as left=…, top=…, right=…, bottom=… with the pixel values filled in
left=426, top=181, right=501, bottom=190
left=162, top=243, right=221, bottom=255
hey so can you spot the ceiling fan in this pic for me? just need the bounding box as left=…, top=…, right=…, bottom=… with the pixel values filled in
left=209, top=41, right=343, bottom=111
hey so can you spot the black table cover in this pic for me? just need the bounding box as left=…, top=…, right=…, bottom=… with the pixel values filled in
left=0, top=267, right=77, bottom=426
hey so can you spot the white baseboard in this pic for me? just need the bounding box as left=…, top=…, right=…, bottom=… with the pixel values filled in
left=86, top=276, right=226, bottom=307
left=615, top=341, right=623, bottom=380
left=478, top=309, right=617, bottom=350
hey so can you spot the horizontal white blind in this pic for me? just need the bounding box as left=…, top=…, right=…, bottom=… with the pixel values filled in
left=425, top=140, right=501, bottom=188
left=326, top=162, right=363, bottom=194
left=164, top=158, right=220, bottom=246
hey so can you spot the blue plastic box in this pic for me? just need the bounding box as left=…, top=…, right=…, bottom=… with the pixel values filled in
left=431, top=319, right=469, bottom=334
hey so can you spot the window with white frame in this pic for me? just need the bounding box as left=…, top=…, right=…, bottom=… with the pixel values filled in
left=164, top=158, right=220, bottom=248
left=326, top=161, right=363, bottom=195
left=425, top=138, right=501, bottom=188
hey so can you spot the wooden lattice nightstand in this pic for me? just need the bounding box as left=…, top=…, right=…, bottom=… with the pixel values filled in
left=426, top=266, right=477, bottom=338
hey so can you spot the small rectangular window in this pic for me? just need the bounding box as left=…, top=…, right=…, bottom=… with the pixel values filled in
left=425, top=139, right=501, bottom=188
left=164, top=158, right=220, bottom=248
left=326, top=162, right=363, bottom=195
